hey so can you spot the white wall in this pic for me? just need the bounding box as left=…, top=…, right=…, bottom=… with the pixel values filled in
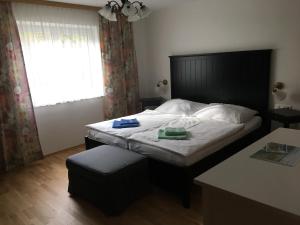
left=35, top=97, right=104, bottom=155
left=133, top=0, right=300, bottom=109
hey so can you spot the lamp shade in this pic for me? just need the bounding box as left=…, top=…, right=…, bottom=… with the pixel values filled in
left=98, top=5, right=111, bottom=18
left=272, top=82, right=286, bottom=101
left=139, top=5, right=151, bottom=19
left=107, top=11, right=117, bottom=21
left=273, top=89, right=287, bottom=101
left=128, top=13, right=141, bottom=22
left=121, top=1, right=137, bottom=16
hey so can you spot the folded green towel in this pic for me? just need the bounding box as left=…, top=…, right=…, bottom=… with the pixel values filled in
left=165, top=127, right=187, bottom=136
left=158, top=129, right=188, bottom=140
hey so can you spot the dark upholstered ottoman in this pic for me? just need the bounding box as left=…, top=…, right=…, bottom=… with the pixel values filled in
left=66, top=145, right=149, bottom=215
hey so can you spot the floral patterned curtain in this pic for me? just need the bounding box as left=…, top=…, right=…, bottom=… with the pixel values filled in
left=99, top=15, right=140, bottom=119
left=0, top=2, right=43, bottom=172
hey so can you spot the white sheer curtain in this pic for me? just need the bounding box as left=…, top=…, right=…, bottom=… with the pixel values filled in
left=13, top=3, right=104, bottom=107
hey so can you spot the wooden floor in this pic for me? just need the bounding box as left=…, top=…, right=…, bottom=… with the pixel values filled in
left=0, top=146, right=203, bottom=225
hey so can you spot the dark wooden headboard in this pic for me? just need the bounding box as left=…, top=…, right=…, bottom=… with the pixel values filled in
left=170, top=50, right=272, bottom=115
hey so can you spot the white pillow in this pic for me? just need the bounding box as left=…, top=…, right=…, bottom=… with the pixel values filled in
left=193, top=103, right=258, bottom=124
left=155, top=99, right=207, bottom=116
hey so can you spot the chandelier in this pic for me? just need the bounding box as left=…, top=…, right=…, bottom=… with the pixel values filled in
left=98, top=0, right=151, bottom=22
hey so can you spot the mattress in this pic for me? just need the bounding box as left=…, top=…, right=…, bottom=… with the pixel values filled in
left=87, top=129, right=129, bottom=149
left=86, top=110, right=182, bottom=148
left=128, top=116, right=262, bottom=167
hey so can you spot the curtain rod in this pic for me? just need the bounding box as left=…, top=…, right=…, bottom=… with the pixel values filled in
left=1, top=0, right=101, bottom=11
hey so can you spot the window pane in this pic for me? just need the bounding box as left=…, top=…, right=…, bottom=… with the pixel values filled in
left=13, top=3, right=104, bottom=107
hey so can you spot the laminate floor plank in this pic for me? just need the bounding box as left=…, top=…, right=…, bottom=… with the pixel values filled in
left=0, top=146, right=203, bottom=225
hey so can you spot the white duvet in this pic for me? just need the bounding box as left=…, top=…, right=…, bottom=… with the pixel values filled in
left=128, top=118, right=244, bottom=157
left=86, top=110, right=182, bottom=139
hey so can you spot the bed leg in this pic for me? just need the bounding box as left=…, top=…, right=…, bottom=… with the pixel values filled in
left=181, top=172, right=192, bottom=208
left=85, top=136, right=104, bottom=150
left=182, top=190, right=191, bottom=208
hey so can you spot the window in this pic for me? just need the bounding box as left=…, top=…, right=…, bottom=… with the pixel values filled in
left=13, top=3, right=104, bottom=107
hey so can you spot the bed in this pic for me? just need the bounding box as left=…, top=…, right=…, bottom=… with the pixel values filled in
left=128, top=116, right=262, bottom=167
left=86, top=109, right=183, bottom=149
left=85, top=49, right=272, bottom=207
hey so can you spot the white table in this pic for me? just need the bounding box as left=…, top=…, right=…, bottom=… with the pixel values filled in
left=195, top=128, right=300, bottom=225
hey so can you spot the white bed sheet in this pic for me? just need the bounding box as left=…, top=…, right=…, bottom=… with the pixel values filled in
left=87, top=129, right=128, bottom=149
left=128, top=116, right=262, bottom=167
left=86, top=110, right=182, bottom=148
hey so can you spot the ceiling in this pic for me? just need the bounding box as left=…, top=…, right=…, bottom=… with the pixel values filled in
left=48, top=0, right=196, bottom=9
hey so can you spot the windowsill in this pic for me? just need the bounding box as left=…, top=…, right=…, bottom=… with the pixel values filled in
left=33, top=96, right=104, bottom=109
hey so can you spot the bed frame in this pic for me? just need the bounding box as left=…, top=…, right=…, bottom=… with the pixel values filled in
left=85, top=49, right=272, bottom=208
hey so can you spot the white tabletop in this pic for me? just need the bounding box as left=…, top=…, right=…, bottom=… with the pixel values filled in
left=195, top=128, right=300, bottom=217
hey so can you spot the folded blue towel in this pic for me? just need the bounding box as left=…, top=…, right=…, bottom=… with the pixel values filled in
left=113, top=120, right=140, bottom=129
left=120, top=118, right=139, bottom=125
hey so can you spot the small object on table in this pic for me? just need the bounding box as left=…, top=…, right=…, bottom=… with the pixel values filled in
left=270, top=108, right=300, bottom=128
left=265, top=142, right=288, bottom=154
left=251, top=142, right=300, bottom=167
left=140, top=97, right=166, bottom=111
